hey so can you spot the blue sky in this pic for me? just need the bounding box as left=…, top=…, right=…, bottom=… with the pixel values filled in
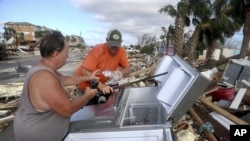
left=0, top=0, right=243, bottom=47
left=0, top=0, right=178, bottom=46
left=0, top=0, right=108, bottom=45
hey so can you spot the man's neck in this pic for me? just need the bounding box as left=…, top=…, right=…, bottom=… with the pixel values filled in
left=40, top=58, right=57, bottom=71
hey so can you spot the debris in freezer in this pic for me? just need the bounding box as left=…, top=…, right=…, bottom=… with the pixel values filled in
left=129, top=103, right=163, bottom=125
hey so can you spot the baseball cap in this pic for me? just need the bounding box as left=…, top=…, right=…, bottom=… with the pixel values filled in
left=107, top=29, right=122, bottom=47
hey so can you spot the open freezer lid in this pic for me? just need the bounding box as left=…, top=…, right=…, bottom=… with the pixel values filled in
left=153, top=55, right=209, bottom=123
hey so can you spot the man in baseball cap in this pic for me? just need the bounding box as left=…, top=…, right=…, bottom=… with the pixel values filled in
left=76, top=28, right=130, bottom=94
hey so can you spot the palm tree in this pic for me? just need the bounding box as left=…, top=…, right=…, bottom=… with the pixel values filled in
left=204, top=0, right=241, bottom=61
left=184, top=0, right=241, bottom=62
left=183, top=0, right=212, bottom=62
left=159, top=0, right=242, bottom=61
left=159, top=0, right=214, bottom=60
left=159, top=0, right=191, bottom=56
left=223, top=0, right=250, bottom=58
left=167, top=25, right=175, bottom=47
left=161, top=25, right=175, bottom=48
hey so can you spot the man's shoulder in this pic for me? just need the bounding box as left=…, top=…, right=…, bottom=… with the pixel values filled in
left=118, top=47, right=127, bottom=54
left=89, top=43, right=105, bottom=55
left=94, top=43, right=105, bottom=48
left=118, top=46, right=126, bottom=51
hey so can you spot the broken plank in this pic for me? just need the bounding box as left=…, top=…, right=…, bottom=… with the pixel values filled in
left=0, top=98, right=19, bottom=110
left=0, top=115, right=14, bottom=124
left=200, top=97, right=249, bottom=125
left=192, top=104, right=230, bottom=141
left=209, top=111, right=235, bottom=130
left=130, top=64, right=157, bottom=77
left=0, top=110, right=9, bottom=116
left=229, top=88, right=247, bottom=109
left=189, top=107, right=218, bottom=141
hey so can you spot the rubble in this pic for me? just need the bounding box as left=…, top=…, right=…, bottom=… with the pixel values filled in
left=0, top=48, right=250, bottom=141
left=0, top=82, right=23, bottom=98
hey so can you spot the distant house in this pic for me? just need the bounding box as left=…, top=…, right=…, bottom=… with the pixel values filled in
left=34, top=25, right=53, bottom=40
left=5, top=22, right=36, bottom=41
left=4, top=22, right=87, bottom=50
left=0, top=33, right=5, bottom=43
left=68, top=35, right=86, bottom=47
left=4, top=22, right=53, bottom=42
left=201, top=48, right=241, bottom=60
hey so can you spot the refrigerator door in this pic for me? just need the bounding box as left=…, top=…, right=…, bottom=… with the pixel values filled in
left=153, top=55, right=209, bottom=123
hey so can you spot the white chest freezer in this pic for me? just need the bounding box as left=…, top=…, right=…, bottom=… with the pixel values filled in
left=65, top=55, right=210, bottom=141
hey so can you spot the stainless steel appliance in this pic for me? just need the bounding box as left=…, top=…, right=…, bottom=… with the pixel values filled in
left=221, top=59, right=250, bottom=87
left=65, top=55, right=210, bottom=141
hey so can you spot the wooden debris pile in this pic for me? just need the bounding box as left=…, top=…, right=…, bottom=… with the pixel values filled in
left=179, top=58, right=250, bottom=141
left=1, top=51, right=250, bottom=141
left=0, top=96, right=19, bottom=131
left=0, top=82, right=22, bottom=131
left=0, top=82, right=23, bottom=98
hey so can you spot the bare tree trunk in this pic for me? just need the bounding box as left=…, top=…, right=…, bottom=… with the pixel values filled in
left=239, top=9, right=250, bottom=58
left=187, top=27, right=200, bottom=62
left=239, top=35, right=250, bottom=58
left=174, top=16, right=185, bottom=56
left=206, top=40, right=217, bottom=61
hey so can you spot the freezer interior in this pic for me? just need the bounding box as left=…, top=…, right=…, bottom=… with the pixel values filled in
left=125, top=103, right=163, bottom=125
left=117, top=87, right=166, bottom=127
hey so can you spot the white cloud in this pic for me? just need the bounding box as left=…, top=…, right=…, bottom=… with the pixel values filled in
left=71, top=0, right=179, bottom=45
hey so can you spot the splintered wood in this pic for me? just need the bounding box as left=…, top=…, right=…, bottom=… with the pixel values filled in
left=0, top=83, right=23, bottom=98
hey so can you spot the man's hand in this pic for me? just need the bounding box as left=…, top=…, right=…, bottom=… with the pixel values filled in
left=88, top=70, right=100, bottom=80
left=101, top=85, right=113, bottom=94
left=111, top=70, right=123, bottom=81
left=85, top=86, right=98, bottom=99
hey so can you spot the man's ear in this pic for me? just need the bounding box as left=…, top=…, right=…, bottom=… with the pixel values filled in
left=52, top=51, right=59, bottom=57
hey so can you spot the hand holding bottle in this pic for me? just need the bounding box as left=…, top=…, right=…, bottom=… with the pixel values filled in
left=102, top=70, right=123, bottom=81
left=111, top=70, right=122, bottom=81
